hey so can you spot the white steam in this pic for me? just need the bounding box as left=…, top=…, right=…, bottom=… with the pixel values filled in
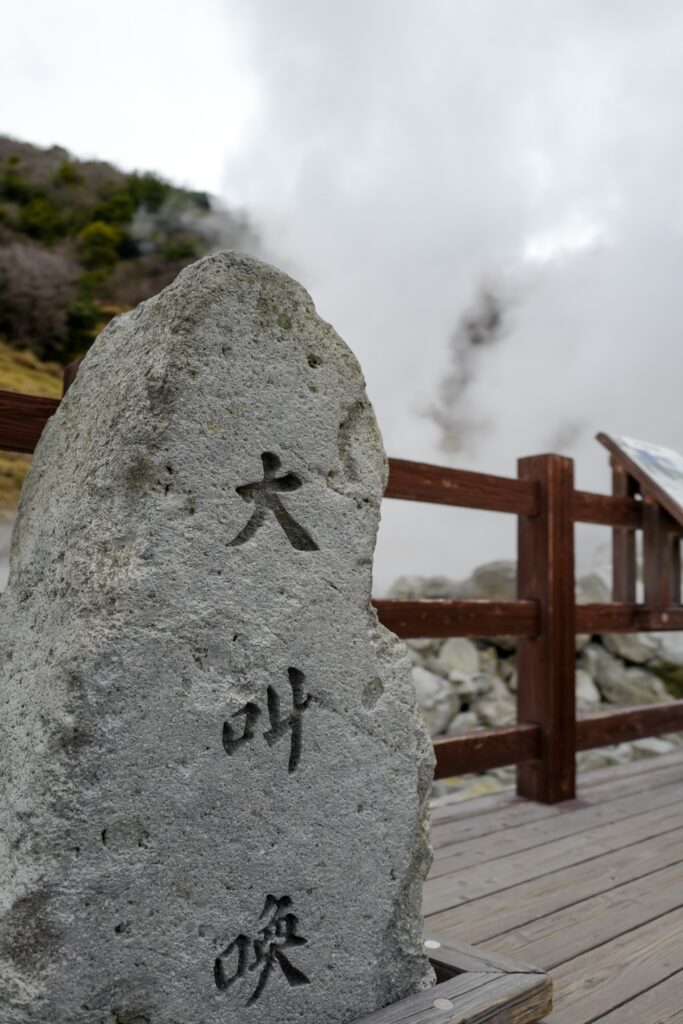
left=221, top=0, right=683, bottom=591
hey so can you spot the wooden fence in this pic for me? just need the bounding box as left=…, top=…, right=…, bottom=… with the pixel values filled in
left=2, top=370, right=683, bottom=804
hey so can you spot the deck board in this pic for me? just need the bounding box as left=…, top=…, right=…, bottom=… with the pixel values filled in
left=426, top=750, right=683, bottom=1022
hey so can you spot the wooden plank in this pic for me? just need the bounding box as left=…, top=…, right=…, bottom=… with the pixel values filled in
left=546, top=905, right=683, bottom=1024
left=432, top=757, right=683, bottom=854
left=593, top=970, right=683, bottom=1023
left=426, top=937, right=545, bottom=976
left=430, top=751, right=683, bottom=830
left=427, top=776, right=683, bottom=882
left=430, top=790, right=528, bottom=827
left=433, top=724, right=540, bottom=780
left=351, top=972, right=550, bottom=1024
left=576, top=702, right=683, bottom=750
left=424, top=796, right=683, bottom=915
left=576, top=602, right=683, bottom=632
left=373, top=599, right=538, bottom=639
left=573, top=489, right=642, bottom=529
left=385, top=458, right=539, bottom=516
left=611, top=463, right=637, bottom=602
left=0, top=389, right=58, bottom=453
left=430, top=826, right=683, bottom=944
left=643, top=496, right=681, bottom=609
left=576, top=748, right=683, bottom=788
left=516, top=454, right=576, bottom=803
left=432, top=798, right=560, bottom=851
left=484, top=859, right=683, bottom=970
left=351, top=975, right=498, bottom=1023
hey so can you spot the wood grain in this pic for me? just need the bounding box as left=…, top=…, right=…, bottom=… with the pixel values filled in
left=576, top=702, right=683, bottom=749
left=385, top=458, right=539, bottom=515
left=611, top=462, right=638, bottom=602
left=0, top=388, right=58, bottom=453
left=430, top=826, right=683, bottom=946
left=426, top=938, right=545, bottom=977
left=427, top=775, right=683, bottom=882
left=432, top=756, right=683, bottom=855
left=426, top=754, right=683, bottom=1023
left=593, top=970, right=683, bottom=1023
left=573, top=488, right=642, bottom=528
left=516, top=455, right=576, bottom=803
left=575, top=602, right=683, bottom=632
left=433, top=724, right=540, bottom=780
left=373, top=599, right=538, bottom=639
left=424, top=794, right=683, bottom=915
left=351, top=973, right=550, bottom=1024
left=484, top=859, right=683, bottom=970
left=547, top=905, right=683, bottom=1023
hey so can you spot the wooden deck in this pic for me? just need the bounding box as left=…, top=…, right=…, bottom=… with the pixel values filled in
left=426, top=750, right=683, bottom=1022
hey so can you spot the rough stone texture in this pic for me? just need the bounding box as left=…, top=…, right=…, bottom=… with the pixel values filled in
left=0, top=253, right=434, bottom=1023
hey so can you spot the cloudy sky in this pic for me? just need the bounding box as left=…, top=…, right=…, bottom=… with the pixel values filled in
left=4, top=0, right=683, bottom=590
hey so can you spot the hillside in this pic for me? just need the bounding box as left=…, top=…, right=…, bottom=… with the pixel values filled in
left=0, top=137, right=260, bottom=514
left=0, top=136, right=259, bottom=363
left=0, top=340, right=63, bottom=514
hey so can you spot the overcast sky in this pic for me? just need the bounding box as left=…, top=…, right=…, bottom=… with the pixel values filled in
left=4, top=0, right=683, bottom=590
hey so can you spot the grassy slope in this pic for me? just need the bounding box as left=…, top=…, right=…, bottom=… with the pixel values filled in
left=0, top=341, right=62, bottom=513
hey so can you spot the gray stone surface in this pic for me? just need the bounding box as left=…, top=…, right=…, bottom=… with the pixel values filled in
left=0, top=252, right=434, bottom=1023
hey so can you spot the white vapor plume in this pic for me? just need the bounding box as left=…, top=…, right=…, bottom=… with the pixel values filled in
left=221, top=0, right=683, bottom=591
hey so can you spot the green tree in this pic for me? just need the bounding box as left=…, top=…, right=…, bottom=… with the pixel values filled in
left=20, top=197, right=63, bottom=242
left=76, top=221, right=122, bottom=269
left=53, top=159, right=84, bottom=187
left=93, top=189, right=135, bottom=226
left=0, top=155, right=33, bottom=204
left=126, top=172, right=170, bottom=212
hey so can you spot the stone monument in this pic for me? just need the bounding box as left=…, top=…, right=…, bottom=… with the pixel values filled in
left=0, top=252, right=434, bottom=1022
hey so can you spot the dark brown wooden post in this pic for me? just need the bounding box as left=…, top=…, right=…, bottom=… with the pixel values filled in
left=516, top=454, right=576, bottom=803
left=612, top=461, right=638, bottom=603
left=642, top=496, right=681, bottom=609
left=62, top=357, right=83, bottom=396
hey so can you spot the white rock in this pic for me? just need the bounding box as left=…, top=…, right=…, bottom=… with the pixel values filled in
left=433, top=636, right=480, bottom=678
left=600, top=665, right=669, bottom=706
left=575, top=668, right=601, bottom=707
left=446, top=710, right=480, bottom=734
left=580, top=643, right=668, bottom=705
left=476, top=676, right=516, bottom=727
left=602, top=632, right=660, bottom=665
left=412, top=666, right=461, bottom=736
left=461, top=560, right=517, bottom=600
left=478, top=645, right=499, bottom=677
left=445, top=670, right=479, bottom=702
left=631, top=737, right=676, bottom=758
left=576, top=571, right=611, bottom=604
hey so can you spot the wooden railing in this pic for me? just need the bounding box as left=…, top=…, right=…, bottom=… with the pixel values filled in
left=2, top=371, right=683, bottom=803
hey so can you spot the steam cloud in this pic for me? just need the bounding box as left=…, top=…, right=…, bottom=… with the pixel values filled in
left=222, top=0, right=683, bottom=590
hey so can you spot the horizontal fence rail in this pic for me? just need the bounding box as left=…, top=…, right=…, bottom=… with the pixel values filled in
left=386, top=457, right=539, bottom=515
left=2, top=378, right=683, bottom=801
left=0, top=389, right=59, bottom=453
left=372, top=599, right=539, bottom=638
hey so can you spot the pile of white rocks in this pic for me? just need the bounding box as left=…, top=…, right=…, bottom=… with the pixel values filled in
left=390, top=561, right=683, bottom=801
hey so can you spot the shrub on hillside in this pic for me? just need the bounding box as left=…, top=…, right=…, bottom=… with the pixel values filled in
left=76, top=221, right=123, bottom=270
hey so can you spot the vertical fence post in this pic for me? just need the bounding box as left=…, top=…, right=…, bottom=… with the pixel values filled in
left=612, top=461, right=638, bottom=603
left=643, top=497, right=681, bottom=609
left=62, top=357, right=83, bottom=397
left=516, top=454, right=576, bottom=803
